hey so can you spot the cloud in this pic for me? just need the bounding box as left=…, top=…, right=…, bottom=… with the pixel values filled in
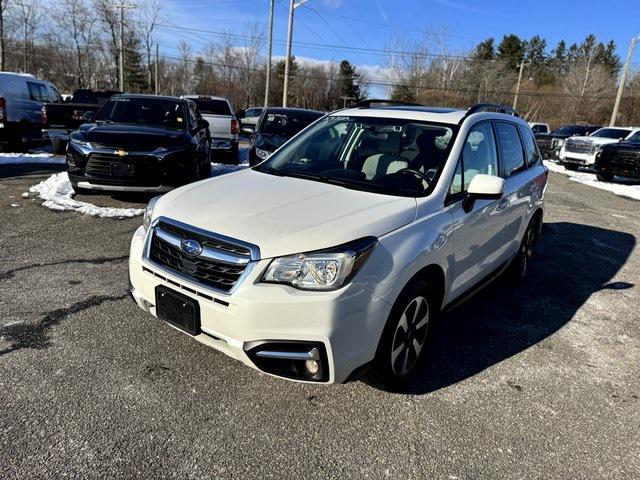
left=376, top=1, right=388, bottom=23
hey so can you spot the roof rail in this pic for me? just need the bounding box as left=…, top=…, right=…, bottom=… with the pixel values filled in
left=461, top=103, right=519, bottom=123
left=354, top=98, right=423, bottom=109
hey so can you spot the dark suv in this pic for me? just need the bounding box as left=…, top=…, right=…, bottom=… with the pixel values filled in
left=66, top=94, right=211, bottom=194
left=595, top=131, right=640, bottom=182
left=535, top=124, right=601, bottom=160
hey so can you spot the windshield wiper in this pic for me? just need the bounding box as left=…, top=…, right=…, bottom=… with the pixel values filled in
left=255, top=164, right=284, bottom=176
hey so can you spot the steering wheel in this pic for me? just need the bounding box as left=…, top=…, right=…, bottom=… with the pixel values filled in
left=395, top=168, right=432, bottom=183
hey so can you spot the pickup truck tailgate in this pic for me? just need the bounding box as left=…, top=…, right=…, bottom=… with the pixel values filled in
left=202, top=114, right=234, bottom=139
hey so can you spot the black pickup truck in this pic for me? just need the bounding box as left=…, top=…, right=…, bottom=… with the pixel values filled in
left=594, top=131, right=640, bottom=182
left=42, top=89, right=122, bottom=153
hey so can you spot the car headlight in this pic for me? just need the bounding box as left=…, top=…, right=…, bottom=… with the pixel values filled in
left=255, top=147, right=270, bottom=160
left=143, top=196, right=162, bottom=232
left=261, top=237, right=377, bottom=291
left=69, top=137, right=92, bottom=149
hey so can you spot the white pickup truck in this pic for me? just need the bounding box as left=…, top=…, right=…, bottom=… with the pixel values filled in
left=181, top=95, right=239, bottom=163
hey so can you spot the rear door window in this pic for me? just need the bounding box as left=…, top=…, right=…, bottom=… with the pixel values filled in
left=27, top=82, right=49, bottom=102
left=495, top=122, right=526, bottom=176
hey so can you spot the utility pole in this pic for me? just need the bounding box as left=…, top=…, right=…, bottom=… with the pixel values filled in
left=155, top=43, right=159, bottom=95
left=610, top=35, right=639, bottom=127
left=0, top=0, right=5, bottom=71
left=282, top=0, right=309, bottom=107
left=513, top=60, right=528, bottom=110
left=115, top=3, right=135, bottom=92
left=264, top=0, right=275, bottom=108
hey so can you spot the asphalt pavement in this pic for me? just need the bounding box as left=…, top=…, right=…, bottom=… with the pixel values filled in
left=1, top=165, right=638, bottom=479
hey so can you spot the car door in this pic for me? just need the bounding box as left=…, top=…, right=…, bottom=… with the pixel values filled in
left=448, top=121, right=510, bottom=299
left=496, top=122, right=541, bottom=260
left=188, top=101, right=209, bottom=167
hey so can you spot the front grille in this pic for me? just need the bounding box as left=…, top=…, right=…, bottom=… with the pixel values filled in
left=600, top=149, right=640, bottom=168
left=565, top=139, right=595, bottom=154
left=85, top=153, right=161, bottom=186
left=149, top=221, right=253, bottom=292
left=536, top=137, right=553, bottom=150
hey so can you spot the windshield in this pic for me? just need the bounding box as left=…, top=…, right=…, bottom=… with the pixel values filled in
left=260, top=111, right=324, bottom=137
left=95, top=97, right=186, bottom=129
left=193, top=98, right=231, bottom=116
left=553, top=125, right=586, bottom=136
left=591, top=128, right=632, bottom=139
left=245, top=108, right=263, bottom=117
left=255, top=115, right=457, bottom=197
left=625, top=132, right=640, bottom=143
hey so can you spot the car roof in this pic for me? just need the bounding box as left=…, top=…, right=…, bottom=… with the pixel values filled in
left=265, top=107, right=324, bottom=115
left=114, top=93, right=185, bottom=101
left=330, top=106, right=466, bottom=124
left=181, top=95, right=230, bottom=102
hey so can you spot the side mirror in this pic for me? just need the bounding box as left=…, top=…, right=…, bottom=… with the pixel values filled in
left=241, top=124, right=255, bottom=135
left=83, top=111, right=96, bottom=122
left=198, top=118, right=209, bottom=130
left=463, top=174, right=504, bottom=213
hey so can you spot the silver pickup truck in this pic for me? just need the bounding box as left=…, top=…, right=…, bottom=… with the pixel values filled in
left=181, top=95, right=239, bottom=163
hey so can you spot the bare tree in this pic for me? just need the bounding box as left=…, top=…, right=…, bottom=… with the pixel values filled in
left=0, top=0, right=8, bottom=70
left=12, top=0, right=40, bottom=72
left=137, top=0, right=164, bottom=92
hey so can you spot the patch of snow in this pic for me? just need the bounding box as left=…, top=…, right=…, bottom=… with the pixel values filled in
left=28, top=172, right=144, bottom=218
left=544, top=160, right=640, bottom=201
left=0, top=153, right=65, bottom=165
left=21, top=192, right=29, bottom=198
left=10, top=203, right=19, bottom=207
left=210, top=161, right=248, bottom=177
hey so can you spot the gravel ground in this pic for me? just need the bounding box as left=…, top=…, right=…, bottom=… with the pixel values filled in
left=1, top=165, right=639, bottom=479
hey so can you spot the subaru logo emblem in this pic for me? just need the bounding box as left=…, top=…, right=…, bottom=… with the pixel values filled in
left=180, top=239, right=202, bottom=256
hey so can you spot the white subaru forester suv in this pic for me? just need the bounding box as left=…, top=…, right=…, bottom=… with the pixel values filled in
left=129, top=102, right=548, bottom=386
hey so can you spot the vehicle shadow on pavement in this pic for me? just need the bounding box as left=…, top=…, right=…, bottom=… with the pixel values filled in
left=0, top=163, right=66, bottom=179
left=366, top=221, right=636, bottom=395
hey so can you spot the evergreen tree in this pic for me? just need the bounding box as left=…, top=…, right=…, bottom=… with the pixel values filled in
left=390, top=83, right=416, bottom=103
left=337, top=60, right=361, bottom=103
left=551, top=40, right=568, bottom=75
left=193, top=56, right=215, bottom=94
left=471, top=38, right=495, bottom=61
left=497, top=34, right=525, bottom=70
left=124, top=31, right=146, bottom=92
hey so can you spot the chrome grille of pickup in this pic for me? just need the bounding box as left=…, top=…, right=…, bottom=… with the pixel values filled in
left=565, top=139, right=595, bottom=154
left=148, top=220, right=254, bottom=292
left=536, top=137, right=553, bottom=150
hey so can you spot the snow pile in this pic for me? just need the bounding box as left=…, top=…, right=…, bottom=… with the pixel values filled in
left=28, top=172, right=144, bottom=218
left=0, top=153, right=64, bottom=165
left=544, top=161, right=640, bottom=201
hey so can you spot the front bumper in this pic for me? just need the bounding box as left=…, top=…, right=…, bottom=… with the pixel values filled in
left=66, top=142, right=195, bottom=190
left=560, top=150, right=597, bottom=166
left=128, top=225, right=391, bottom=383
left=42, top=128, right=70, bottom=141
left=595, top=159, right=640, bottom=179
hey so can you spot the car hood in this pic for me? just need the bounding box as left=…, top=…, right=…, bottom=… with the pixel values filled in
left=538, top=133, right=572, bottom=140
left=603, top=141, right=640, bottom=152
left=567, top=135, right=621, bottom=145
left=78, top=123, right=189, bottom=149
left=153, top=168, right=417, bottom=259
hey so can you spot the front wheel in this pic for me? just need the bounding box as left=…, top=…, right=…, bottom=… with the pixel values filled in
left=374, top=279, right=435, bottom=387
left=564, top=163, right=579, bottom=171
left=596, top=172, right=614, bottom=182
left=51, top=138, right=67, bottom=155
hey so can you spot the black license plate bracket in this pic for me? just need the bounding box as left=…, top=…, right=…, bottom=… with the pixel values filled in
left=155, top=285, right=201, bottom=335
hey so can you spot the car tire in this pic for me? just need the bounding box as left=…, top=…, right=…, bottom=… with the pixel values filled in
left=228, top=143, right=239, bottom=164
left=564, top=163, right=579, bottom=171
left=51, top=138, right=67, bottom=155
left=596, top=172, right=614, bottom=182
left=374, top=278, right=436, bottom=389
left=507, top=216, right=540, bottom=280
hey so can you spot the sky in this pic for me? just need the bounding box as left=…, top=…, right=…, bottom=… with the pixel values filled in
left=157, top=0, right=640, bottom=96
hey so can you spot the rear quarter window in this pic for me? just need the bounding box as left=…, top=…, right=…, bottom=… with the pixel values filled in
left=495, top=122, right=526, bottom=176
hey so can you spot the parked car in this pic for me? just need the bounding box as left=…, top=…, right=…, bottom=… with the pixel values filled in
left=129, top=102, right=547, bottom=386
left=42, top=89, right=122, bottom=154
left=180, top=95, right=238, bottom=163
left=238, top=106, right=263, bottom=134
left=248, top=107, right=324, bottom=166
left=560, top=127, right=640, bottom=170
left=528, top=122, right=549, bottom=135
left=594, top=130, right=640, bottom=182
left=66, top=94, right=211, bottom=194
left=0, top=72, right=62, bottom=152
left=535, top=124, right=601, bottom=160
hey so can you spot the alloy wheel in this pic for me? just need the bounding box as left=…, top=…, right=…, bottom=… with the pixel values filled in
left=390, top=296, right=430, bottom=376
left=520, top=227, right=535, bottom=277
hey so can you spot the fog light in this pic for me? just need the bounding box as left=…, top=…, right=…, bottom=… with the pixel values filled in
left=305, top=359, right=320, bottom=376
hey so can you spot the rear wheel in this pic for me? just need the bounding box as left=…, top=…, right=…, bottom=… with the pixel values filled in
left=596, top=172, right=614, bottom=182
left=51, top=138, right=67, bottom=155
left=374, top=279, right=435, bottom=388
left=507, top=216, right=540, bottom=279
